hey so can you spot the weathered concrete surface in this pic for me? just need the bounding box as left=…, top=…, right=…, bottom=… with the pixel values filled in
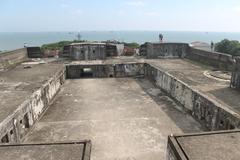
left=140, top=43, right=189, bottom=58
left=231, top=57, right=240, bottom=90
left=70, top=43, right=106, bottom=60
left=0, top=48, right=28, bottom=71
left=24, top=78, right=203, bottom=160
left=0, top=62, right=65, bottom=143
left=167, top=130, right=240, bottom=160
left=66, top=63, right=144, bottom=79
left=146, top=59, right=240, bottom=115
left=0, top=63, right=63, bottom=123
left=0, top=141, right=90, bottom=160
left=144, top=59, right=240, bottom=131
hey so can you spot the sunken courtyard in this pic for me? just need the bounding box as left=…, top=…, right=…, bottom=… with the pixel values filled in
left=0, top=42, right=240, bottom=160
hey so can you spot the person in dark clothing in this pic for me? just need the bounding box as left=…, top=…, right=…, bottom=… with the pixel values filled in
left=159, top=34, right=163, bottom=42
left=211, top=41, right=214, bottom=52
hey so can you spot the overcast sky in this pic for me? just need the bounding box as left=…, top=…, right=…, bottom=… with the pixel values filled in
left=1, top=0, right=240, bottom=32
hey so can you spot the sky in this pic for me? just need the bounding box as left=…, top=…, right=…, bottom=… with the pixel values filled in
left=1, top=0, right=240, bottom=32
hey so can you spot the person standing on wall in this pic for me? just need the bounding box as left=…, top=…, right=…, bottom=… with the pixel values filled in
left=159, top=34, right=163, bottom=43
left=211, top=41, right=214, bottom=52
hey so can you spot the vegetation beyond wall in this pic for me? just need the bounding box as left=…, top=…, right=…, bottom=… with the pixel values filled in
left=41, top=40, right=85, bottom=51
left=215, top=39, right=240, bottom=56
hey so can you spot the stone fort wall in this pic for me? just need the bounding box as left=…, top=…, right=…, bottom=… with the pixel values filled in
left=0, top=48, right=28, bottom=71
left=140, top=43, right=234, bottom=71
left=187, top=47, right=234, bottom=71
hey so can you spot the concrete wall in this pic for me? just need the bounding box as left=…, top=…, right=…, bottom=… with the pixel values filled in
left=70, top=44, right=106, bottom=60
left=0, top=67, right=65, bottom=143
left=62, top=45, right=71, bottom=58
left=167, top=130, right=240, bottom=160
left=66, top=63, right=145, bottom=79
left=144, top=63, right=240, bottom=131
left=66, top=62, right=240, bottom=131
left=115, top=44, right=124, bottom=56
left=231, top=57, right=240, bottom=89
left=0, top=48, right=28, bottom=71
left=187, top=47, right=234, bottom=70
left=139, top=43, right=234, bottom=71
left=166, top=136, right=187, bottom=160
left=140, top=43, right=189, bottom=59
left=27, top=47, right=43, bottom=58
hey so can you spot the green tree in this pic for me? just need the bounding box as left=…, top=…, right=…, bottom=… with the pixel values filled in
left=215, top=39, right=240, bottom=56
left=124, top=42, right=140, bottom=49
left=41, top=40, right=85, bottom=51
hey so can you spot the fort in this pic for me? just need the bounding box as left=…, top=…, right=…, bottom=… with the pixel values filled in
left=0, top=41, right=240, bottom=160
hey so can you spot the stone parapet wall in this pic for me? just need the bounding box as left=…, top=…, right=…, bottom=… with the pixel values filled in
left=0, top=48, right=28, bottom=71
left=187, top=47, right=234, bottom=70
left=145, top=63, right=240, bottom=131
left=140, top=43, right=189, bottom=59
left=66, top=63, right=145, bottom=79
left=0, top=67, right=65, bottom=143
left=231, top=57, right=240, bottom=89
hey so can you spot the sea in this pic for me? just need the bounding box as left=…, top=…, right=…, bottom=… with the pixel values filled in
left=1, top=31, right=240, bottom=51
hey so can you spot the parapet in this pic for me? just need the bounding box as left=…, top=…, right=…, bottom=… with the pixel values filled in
left=187, top=47, right=234, bottom=71
left=167, top=130, right=240, bottom=160
left=0, top=140, right=91, bottom=160
left=62, top=42, right=124, bottom=60
left=140, top=42, right=189, bottom=59
left=231, top=56, right=240, bottom=89
left=0, top=48, right=28, bottom=71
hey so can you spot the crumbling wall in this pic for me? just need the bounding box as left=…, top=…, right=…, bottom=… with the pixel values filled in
left=0, top=67, right=65, bottom=143
left=114, top=63, right=144, bottom=77
left=66, top=65, right=112, bottom=78
left=187, top=47, right=234, bottom=70
left=0, top=48, right=28, bottom=71
left=231, top=57, right=240, bottom=89
left=140, top=43, right=189, bottom=59
left=140, top=43, right=234, bottom=71
left=66, top=63, right=144, bottom=79
left=70, top=44, right=106, bottom=60
left=145, top=63, right=240, bottom=131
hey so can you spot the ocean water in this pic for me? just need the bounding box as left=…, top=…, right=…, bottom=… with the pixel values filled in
left=1, top=31, right=240, bottom=51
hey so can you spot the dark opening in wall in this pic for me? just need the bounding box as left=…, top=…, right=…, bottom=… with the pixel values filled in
left=1, top=134, right=9, bottom=143
left=220, top=120, right=224, bottom=127
left=229, top=124, right=235, bottom=130
left=10, top=130, right=13, bottom=135
left=81, top=68, right=93, bottom=78
left=23, top=113, right=30, bottom=128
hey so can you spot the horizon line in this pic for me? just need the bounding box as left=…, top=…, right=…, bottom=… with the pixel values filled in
left=1, top=30, right=240, bottom=33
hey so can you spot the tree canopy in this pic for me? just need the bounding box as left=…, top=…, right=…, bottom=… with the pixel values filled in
left=123, top=42, right=140, bottom=49
left=215, top=39, right=240, bottom=56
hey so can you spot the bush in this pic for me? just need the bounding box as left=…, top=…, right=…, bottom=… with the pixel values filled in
left=41, top=40, right=85, bottom=51
left=215, top=39, right=240, bottom=56
left=124, top=42, right=140, bottom=49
